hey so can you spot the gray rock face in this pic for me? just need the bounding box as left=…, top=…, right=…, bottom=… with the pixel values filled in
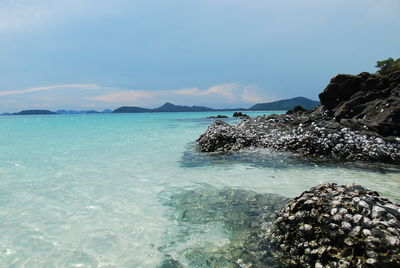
left=268, top=183, right=400, bottom=267
left=319, top=71, right=400, bottom=137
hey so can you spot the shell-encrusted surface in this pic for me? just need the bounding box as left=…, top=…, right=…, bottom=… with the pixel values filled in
left=268, top=183, right=400, bottom=267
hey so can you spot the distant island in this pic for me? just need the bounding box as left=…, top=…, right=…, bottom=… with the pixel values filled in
left=13, top=110, right=57, bottom=115
left=112, top=97, right=319, bottom=113
left=1, top=97, right=320, bottom=115
left=112, top=106, right=152, bottom=113
left=249, top=97, right=320, bottom=111
left=1, top=109, right=112, bottom=116
left=56, top=109, right=112, bottom=114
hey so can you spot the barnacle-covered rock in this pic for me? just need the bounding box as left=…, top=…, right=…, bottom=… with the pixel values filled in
left=196, top=119, right=255, bottom=153
left=196, top=72, right=400, bottom=164
left=268, top=183, right=400, bottom=267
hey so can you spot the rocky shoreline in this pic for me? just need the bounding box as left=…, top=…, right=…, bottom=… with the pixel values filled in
left=190, top=72, right=400, bottom=267
left=197, top=72, right=400, bottom=164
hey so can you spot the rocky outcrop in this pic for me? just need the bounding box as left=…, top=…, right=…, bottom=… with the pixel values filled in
left=197, top=113, right=400, bottom=163
left=197, top=72, right=400, bottom=164
left=286, top=105, right=307, bottom=115
left=206, top=115, right=228, bottom=119
left=232, top=112, right=249, bottom=119
left=267, top=183, right=400, bottom=267
left=319, top=71, right=400, bottom=137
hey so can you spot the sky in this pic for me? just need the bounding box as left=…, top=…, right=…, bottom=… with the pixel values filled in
left=0, top=0, right=399, bottom=112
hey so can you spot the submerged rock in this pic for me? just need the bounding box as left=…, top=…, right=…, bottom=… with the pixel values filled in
left=268, top=183, right=400, bottom=267
left=160, top=187, right=289, bottom=267
left=158, top=257, right=184, bottom=268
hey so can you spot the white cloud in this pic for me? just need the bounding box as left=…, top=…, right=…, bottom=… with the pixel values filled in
left=87, top=83, right=240, bottom=104
left=0, top=84, right=101, bottom=97
left=0, top=82, right=276, bottom=112
left=240, top=85, right=270, bottom=103
left=87, top=90, right=160, bottom=102
left=87, top=83, right=274, bottom=107
left=172, top=83, right=238, bottom=101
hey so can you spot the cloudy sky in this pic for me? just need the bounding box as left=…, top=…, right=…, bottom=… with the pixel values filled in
left=0, top=0, right=399, bottom=112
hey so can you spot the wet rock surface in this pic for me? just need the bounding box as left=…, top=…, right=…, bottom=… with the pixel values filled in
left=197, top=72, right=400, bottom=164
left=268, top=183, right=400, bottom=267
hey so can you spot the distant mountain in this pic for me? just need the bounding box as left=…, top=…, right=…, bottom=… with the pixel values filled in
left=57, top=109, right=112, bottom=114
left=249, top=97, right=320, bottom=111
left=153, top=102, right=215, bottom=112
left=0, top=113, right=12, bottom=116
left=57, top=110, right=85, bottom=114
left=13, top=110, right=57, bottom=115
left=113, top=103, right=215, bottom=113
left=112, top=106, right=152, bottom=113
left=5, top=98, right=320, bottom=116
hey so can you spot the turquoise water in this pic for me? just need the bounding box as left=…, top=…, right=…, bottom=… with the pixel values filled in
left=0, top=112, right=399, bottom=267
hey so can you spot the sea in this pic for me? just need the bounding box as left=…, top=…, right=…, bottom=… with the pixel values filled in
left=0, top=111, right=399, bottom=267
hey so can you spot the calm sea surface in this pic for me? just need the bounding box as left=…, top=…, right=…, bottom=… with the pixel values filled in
left=0, top=112, right=399, bottom=267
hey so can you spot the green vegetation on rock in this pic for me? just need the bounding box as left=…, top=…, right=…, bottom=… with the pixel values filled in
left=376, top=57, right=400, bottom=75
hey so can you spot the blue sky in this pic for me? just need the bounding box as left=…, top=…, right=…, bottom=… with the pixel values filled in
left=0, top=0, right=399, bottom=112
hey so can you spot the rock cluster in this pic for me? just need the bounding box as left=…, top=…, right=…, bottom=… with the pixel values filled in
left=233, top=112, right=250, bottom=119
left=206, top=115, right=228, bottom=119
left=197, top=72, right=400, bottom=164
left=197, top=114, right=400, bottom=163
left=319, top=71, right=400, bottom=137
left=268, top=183, right=400, bottom=267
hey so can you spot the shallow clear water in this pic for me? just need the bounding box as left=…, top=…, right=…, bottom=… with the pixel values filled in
left=0, top=112, right=399, bottom=267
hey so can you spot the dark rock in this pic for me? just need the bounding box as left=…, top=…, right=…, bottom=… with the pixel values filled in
left=233, top=112, right=245, bottom=117
left=232, top=112, right=250, bottom=119
left=268, top=183, right=400, bottom=267
left=158, top=257, right=183, bottom=268
left=286, top=105, right=307, bottom=115
left=206, top=115, right=228, bottom=119
left=319, top=71, right=400, bottom=136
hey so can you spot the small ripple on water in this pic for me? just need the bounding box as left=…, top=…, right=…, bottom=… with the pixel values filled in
left=180, top=143, right=400, bottom=174
left=157, top=185, right=289, bottom=267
